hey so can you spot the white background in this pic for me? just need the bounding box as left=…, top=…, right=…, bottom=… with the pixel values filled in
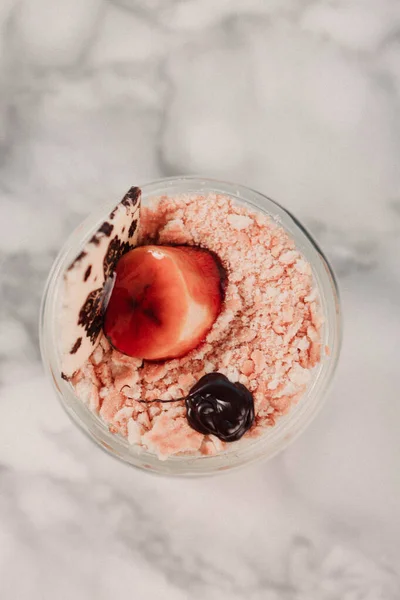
left=0, top=0, right=399, bottom=598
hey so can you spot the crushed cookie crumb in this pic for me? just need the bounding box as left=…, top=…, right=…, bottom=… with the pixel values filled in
left=72, top=193, right=323, bottom=459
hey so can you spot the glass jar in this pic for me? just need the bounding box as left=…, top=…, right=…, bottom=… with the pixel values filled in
left=40, top=177, right=341, bottom=475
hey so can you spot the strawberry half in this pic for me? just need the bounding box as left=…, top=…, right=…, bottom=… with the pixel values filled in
left=103, top=245, right=225, bottom=360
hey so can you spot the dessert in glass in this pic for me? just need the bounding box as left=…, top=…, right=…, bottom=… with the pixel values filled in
left=40, top=177, right=341, bottom=475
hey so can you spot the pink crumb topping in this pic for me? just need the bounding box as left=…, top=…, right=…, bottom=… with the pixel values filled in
left=72, top=193, right=323, bottom=459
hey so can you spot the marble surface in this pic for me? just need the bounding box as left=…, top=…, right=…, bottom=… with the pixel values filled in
left=0, top=0, right=399, bottom=598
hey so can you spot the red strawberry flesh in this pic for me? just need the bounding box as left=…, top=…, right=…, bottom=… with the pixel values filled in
left=103, top=245, right=224, bottom=360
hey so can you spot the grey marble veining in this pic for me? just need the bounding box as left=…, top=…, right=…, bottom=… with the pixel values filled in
left=0, top=0, right=399, bottom=598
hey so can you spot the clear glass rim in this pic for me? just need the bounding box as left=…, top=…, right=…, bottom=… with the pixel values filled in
left=39, top=176, right=342, bottom=476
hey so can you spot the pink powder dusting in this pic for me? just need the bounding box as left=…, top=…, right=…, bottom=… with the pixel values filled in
left=72, top=193, right=323, bottom=459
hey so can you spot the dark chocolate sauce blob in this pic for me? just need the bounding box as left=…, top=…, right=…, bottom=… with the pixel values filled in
left=186, top=373, right=254, bottom=442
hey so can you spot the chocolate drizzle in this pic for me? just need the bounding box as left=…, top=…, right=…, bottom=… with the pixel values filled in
left=103, top=236, right=133, bottom=280
left=121, top=186, right=141, bottom=209
left=127, top=372, right=255, bottom=442
left=128, top=218, right=138, bottom=238
left=98, top=221, right=114, bottom=237
left=70, top=337, right=82, bottom=354
left=78, top=288, right=103, bottom=344
left=83, top=265, right=92, bottom=281
left=67, top=251, right=87, bottom=271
